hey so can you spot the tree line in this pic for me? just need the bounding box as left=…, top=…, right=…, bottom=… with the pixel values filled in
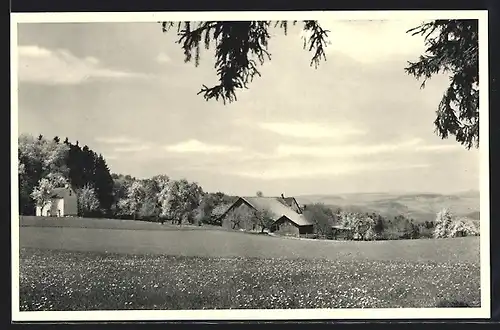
left=111, top=173, right=235, bottom=225
left=19, top=134, right=114, bottom=216
left=18, top=134, right=479, bottom=239
left=18, top=134, right=235, bottom=223
left=302, top=203, right=479, bottom=240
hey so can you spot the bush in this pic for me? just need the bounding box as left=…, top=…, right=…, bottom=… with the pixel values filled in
left=377, top=231, right=407, bottom=241
left=417, top=228, right=435, bottom=239
left=449, top=218, right=479, bottom=237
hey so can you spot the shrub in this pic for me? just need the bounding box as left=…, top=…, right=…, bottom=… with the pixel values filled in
left=376, top=231, right=401, bottom=241
left=418, top=228, right=435, bottom=239
left=433, top=209, right=479, bottom=238
left=449, top=218, right=479, bottom=237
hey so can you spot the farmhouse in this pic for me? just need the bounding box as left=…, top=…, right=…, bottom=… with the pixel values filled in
left=218, top=195, right=314, bottom=236
left=35, top=186, right=78, bottom=217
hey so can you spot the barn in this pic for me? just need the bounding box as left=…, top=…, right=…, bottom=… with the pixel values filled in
left=270, top=215, right=314, bottom=236
left=217, top=195, right=314, bottom=236
left=35, top=186, right=78, bottom=217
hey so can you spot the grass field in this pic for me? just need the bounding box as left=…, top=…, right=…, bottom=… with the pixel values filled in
left=20, top=215, right=224, bottom=231
left=18, top=216, right=481, bottom=311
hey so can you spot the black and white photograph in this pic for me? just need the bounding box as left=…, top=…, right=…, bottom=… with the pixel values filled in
left=11, top=11, right=490, bottom=321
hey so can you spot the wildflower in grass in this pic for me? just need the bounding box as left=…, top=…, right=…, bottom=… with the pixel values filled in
left=19, top=248, right=480, bottom=311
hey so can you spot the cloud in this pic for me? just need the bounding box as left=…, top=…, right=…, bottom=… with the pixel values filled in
left=18, top=45, right=52, bottom=57
left=156, top=52, right=171, bottom=64
left=164, top=139, right=243, bottom=154
left=275, top=138, right=421, bottom=157
left=156, top=137, right=458, bottom=178
left=414, top=144, right=462, bottom=152
left=306, top=20, right=430, bottom=64
left=230, top=161, right=429, bottom=180
left=257, top=122, right=366, bottom=139
left=173, top=139, right=434, bottom=180
left=95, top=136, right=142, bottom=144
left=18, top=45, right=149, bottom=84
left=113, top=144, right=152, bottom=153
left=274, top=138, right=460, bottom=158
left=96, top=136, right=153, bottom=155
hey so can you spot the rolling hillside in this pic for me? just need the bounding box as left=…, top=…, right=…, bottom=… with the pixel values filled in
left=296, top=190, right=480, bottom=223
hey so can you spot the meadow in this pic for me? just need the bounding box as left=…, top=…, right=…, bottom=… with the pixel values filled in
left=18, top=216, right=481, bottom=311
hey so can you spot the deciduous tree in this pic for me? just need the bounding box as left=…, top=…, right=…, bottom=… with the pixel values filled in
left=449, top=217, right=479, bottom=237
left=339, top=211, right=376, bottom=241
left=30, top=178, right=56, bottom=215
left=160, top=179, right=204, bottom=225
left=303, top=203, right=335, bottom=237
left=225, top=206, right=254, bottom=230
left=122, top=180, right=147, bottom=220
left=30, top=173, right=68, bottom=216
left=111, top=174, right=137, bottom=215
left=253, top=208, right=275, bottom=233
left=18, top=134, right=71, bottom=214
left=77, top=184, right=100, bottom=217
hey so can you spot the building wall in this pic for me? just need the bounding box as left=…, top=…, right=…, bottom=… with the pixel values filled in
left=55, top=198, right=64, bottom=216
left=35, top=203, right=50, bottom=216
left=298, top=225, right=314, bottom=235
left=63, top=195, right=78, bottom=216
left=35, top=196, right=78, bottom=217
left=272, top=217, right=300, bottom=237
left=36, top=199, right=59, bottom=216
left=221, top=200, right=260, bottom=231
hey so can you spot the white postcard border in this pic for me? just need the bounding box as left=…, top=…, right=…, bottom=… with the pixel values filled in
left=10, top=10, right=490, bottom=321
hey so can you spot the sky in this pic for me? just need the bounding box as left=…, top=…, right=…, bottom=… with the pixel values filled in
left=16, top=19, right=480, bottom=196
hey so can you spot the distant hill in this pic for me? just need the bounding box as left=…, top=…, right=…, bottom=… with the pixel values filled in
left=465, top=211, right=480, bottom=220
left=295, top=191, right=480, bottom=223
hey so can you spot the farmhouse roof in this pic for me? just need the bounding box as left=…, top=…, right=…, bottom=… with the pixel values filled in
left=279, top=197, right=302, bottom=211
left=241, top=196, right=313, bottom=227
